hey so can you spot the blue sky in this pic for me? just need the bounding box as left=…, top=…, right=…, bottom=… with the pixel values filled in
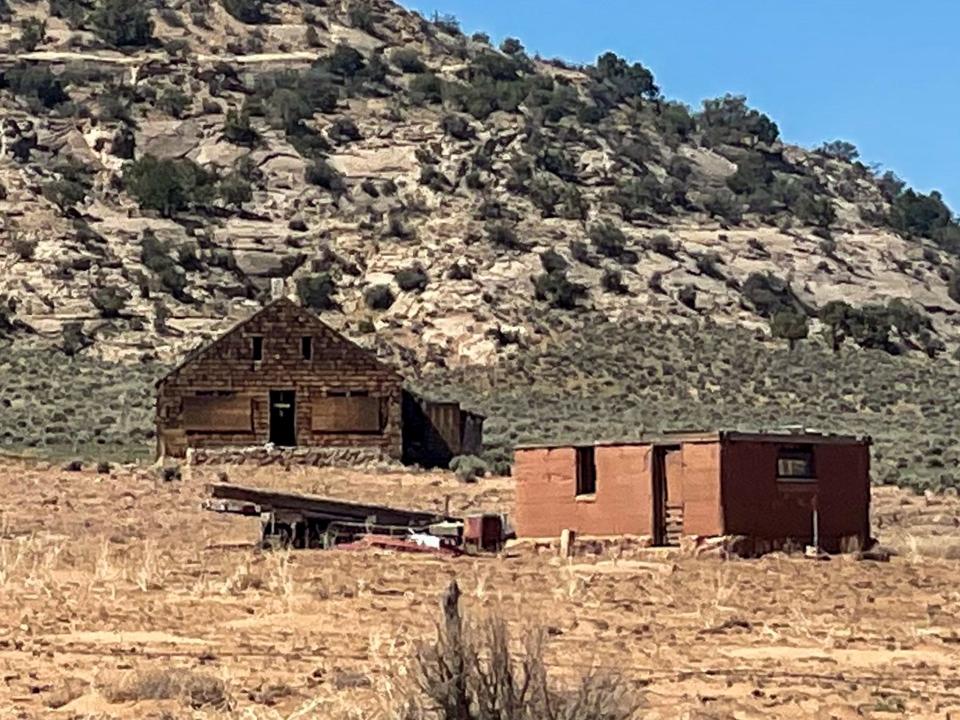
left=402, top=0, right=960, bottom=210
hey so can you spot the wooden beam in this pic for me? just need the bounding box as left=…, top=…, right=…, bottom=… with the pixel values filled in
left=206, top=483, right=452, bottom=526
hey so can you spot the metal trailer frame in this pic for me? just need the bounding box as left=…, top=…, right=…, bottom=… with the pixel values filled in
left=203, top=483, right=458, bottom=549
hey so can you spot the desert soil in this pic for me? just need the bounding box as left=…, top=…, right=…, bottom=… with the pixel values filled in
left=1, top=460, right=960, bottom=719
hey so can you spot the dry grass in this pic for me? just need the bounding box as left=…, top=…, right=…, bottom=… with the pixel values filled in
left=100, top=667, right=229, bottom=708
left=0, top=462, right=960, bottom=718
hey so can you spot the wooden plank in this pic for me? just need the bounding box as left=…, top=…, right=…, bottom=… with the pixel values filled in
left=665, top=450, right=683, bottom=503
left=206, top=483, right=451, bottom=526
left=311, top=396, right=382, bottom=432
left=183, top=396, right=253, bottom=432
left=426, top=403, right=462, bottom=455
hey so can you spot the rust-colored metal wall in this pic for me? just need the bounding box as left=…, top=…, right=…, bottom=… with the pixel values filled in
left=156, top=299, right=403, bottom=459
left=720, top=439, right=870, bottom=550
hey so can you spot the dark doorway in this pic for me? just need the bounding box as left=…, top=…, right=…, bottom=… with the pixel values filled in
left=652, top=446, right=682, bottom=546
left=269, top=390, right=297, bottom=446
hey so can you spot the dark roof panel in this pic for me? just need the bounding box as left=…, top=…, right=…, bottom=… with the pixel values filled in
left=515, top=429, right=871, bottom=451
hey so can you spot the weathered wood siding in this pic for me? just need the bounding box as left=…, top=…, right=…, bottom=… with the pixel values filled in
left=400, top=393, right=485, bottom=468
left=156, top=299, right=403, bottom=458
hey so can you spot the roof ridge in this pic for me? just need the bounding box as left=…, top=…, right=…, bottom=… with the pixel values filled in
left=155, top=297, right=401, bottom=387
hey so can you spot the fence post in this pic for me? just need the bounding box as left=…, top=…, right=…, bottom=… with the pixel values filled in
left=441, top=580, right=470, bottom=720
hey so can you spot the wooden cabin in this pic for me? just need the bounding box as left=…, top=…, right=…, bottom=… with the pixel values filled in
left=156, top=298, right=482, bottom=467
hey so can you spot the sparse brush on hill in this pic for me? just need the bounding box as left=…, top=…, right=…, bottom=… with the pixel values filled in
left=90, top=0, right=153, bottom=47
left=124, top=156, right=218, bottom=217
left=411, top=316, right=960, bottom=493
left=297, top=273, right=339, bottom=311
left=1, top=0, right=960, bottom=489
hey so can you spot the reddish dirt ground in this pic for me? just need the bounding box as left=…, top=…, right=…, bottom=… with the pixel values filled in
left=1, top=460, right=960, bottom=719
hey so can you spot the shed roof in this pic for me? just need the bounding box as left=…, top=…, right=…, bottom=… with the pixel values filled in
left=155, top=297, right=403, bottom=388
left=403, top=388, right=487, bottom=420
left=514, top=429, right=872, bottom=451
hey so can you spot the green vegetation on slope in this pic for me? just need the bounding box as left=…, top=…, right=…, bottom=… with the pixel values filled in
left=414, top=317, right=960, bottom=492
left=0, top=344, right=157, bottom=461
left=4, top=315, right=957, bottom=493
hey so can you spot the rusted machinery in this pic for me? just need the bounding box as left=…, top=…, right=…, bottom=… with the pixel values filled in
left=203, top=483, right=505, bottom=553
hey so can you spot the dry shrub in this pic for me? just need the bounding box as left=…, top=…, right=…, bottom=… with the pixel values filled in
left=101, top=668, right=229, bottom=709
left=45, top=676, right=88, bottom=709
left=221, top=560, right=264, bottom=594
left=400, top=581, right=637, bottom=720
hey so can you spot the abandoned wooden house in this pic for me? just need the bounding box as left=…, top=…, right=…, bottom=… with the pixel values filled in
left=155, top=298, right=483, bottom=467
left=513, top=430, right=871, bottom=553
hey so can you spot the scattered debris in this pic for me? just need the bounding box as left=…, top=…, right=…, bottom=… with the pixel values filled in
left=333, top=671, right=372, bottom=690
left=157, top=462, right=181, bottom=482
left=44, top=677, right=87, bottom=709
left=700, top=618, right=753, bottom=635
left=336, top=534, right=463, bottom=556
left=857, top=545, right=894, bottom=562
left=203, top=483, right=505, bottom=554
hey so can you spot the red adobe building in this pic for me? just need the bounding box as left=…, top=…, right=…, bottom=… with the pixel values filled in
left=513, top=430, right=871, bottom=553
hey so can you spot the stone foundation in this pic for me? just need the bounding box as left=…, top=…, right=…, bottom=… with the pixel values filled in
left=186, top=445, right=403, bottom=470
left=508, top=534, right=872, bottom=560
left=506, top=534, right=656, bottom=557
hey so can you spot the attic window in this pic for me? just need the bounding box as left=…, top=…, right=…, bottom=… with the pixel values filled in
left=302, top=336, right=313, bottom=361
left=777, top=446, right=815, bottom=481
left=252, top=336, right=263, bottom=361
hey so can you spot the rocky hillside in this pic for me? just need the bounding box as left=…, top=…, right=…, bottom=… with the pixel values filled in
left=5, top=0, right=960, bottom=489
left=2, top=0, right=960, bottom=372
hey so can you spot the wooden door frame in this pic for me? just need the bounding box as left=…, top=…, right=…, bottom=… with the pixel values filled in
left=652, top=444, right=681, bottom=546
left=269, top=389, right=297, bottom=447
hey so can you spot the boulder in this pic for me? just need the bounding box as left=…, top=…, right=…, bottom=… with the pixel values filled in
left=138, top=120, right=200, bottom=159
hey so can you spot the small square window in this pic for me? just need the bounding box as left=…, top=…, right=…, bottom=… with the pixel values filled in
left=777, top=446, right=815, bottom=480
left=252, top=336, right=263, bottom=361
left=575, top=447, right=597, bottom=496
left=301, top=336, right=313, bottom=360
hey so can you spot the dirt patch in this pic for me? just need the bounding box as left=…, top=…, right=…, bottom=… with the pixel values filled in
left=1, top=459, right=960, bottom=718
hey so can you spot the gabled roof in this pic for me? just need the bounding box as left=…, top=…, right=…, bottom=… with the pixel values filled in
left=156, top=297, right=402, bottom=387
